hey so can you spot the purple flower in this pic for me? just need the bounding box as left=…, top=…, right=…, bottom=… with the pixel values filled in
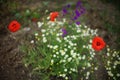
left=61, top=28, right=67, bottom=37
left=76, top=21, right=80, bottom=25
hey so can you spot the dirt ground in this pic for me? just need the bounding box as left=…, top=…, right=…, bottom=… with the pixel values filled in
left=0, top=0, right=120, bottom=80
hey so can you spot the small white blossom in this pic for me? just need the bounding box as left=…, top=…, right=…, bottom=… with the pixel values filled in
left=63, top=18, right=66, bottom=22
left=43, top=37, right=47, bottom=43
left=53, top=45, right=58, bottom=49
left=56, top=52, right=59, bottom=55
left=30, top=40, right=34, bottom=43
left=53, top=54, right=56, bottom=57
left=108, top=71, right=113, bottom=77
left=51, top=59, right=54, bottom=64
left=56, top=37, right=61, bottom=42
left=83, top=45, right=86, bottom=48
left=47, top=16, right=50, bottom=20
left=87, top=63, right=91, bottom=67
left=64, top=69, right=67, bottom=72
left=78, top=56, right=82, bottom=60
left=84, top=25, right=87, bottom=28
left=37, top=22, right=43, bottom=28
left=82, top=55, right=86, bottom=60
left=117, top=73, right=120, bottom=77
left=65, top=77, right=68, bottom=80
left=86, top=72, right=90, bottom=76
left=35, top=33, right=38, bottom=36
left=64, top=48, right=68, bottom=52
left=60, top=50, right=65, bottom=56
left=64, top=55, right=69, bottom=59
left=68, top=57, right=72, bottom=62
left=72, top=53, right=77, bottom=58
left=41, top=29, right=46, bottom=33
left=94, top=67, right=98, bottom=70
left=77, top=29, right=81, bottom=33
left=68, top=45, right=71, bottom=49
left=107, top=53, right=110, bottom=56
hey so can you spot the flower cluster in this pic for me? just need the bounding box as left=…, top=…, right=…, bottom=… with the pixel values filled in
left=104, top=46, right=120, bottom=80
left=22, top=14, right=120, bottom=80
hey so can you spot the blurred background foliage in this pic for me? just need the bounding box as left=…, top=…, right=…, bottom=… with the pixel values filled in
left=101, top=0, right=120, bottom=11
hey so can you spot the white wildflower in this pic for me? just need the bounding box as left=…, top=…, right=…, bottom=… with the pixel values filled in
left=63, top=18, right=66, bottom=22
left=53, top=54, right=56, bottom=57
left=82, top=55, right=86, bottom=60
left=30, top=40, right=34, bottom=44
left=56, top=37, right=61, bottom=42
left=94, top=67, right=98, bottom=70
left=43, top=37, right=47, bottom=43
left=77, top=29, right=81, bottom=33
left=84, top=25, right=87, bottom=28
left=65, top=77, right=68, bottom=80
left=78, top=56, right=82, bottom=60
left=64, top=69, right=67, bottom=72
left=64, top=55, right=69, bottom=59
left=108, top=71, right=113, bottom=77
left=87, top=63, right=91, bottom=67
left=86, top=72, right=90, bottom=76
left=68, top=45, right=71, bottom=48
left=37, top=22, right=43, bottom=28
left=68, top=57, right=72, bottom=62
left=60, top=50, right=65, bottom=56
left=72, top=53, right=77, bottom=58
left=35, top=33, right=38, bottom=36
left=83, top=45, right=86, bottom=48
left=41, top=29, right=46, bottom=33
left=107, top=53, right=110, bottom=56
left=89, top=39, right=92, bottom=43
left=56, top=52, right=59, bottom=55
left=64, top=48, right=68, bottom=52
left=117, top=73, right=120, bottom=77
left=47, top=16, right=50, bottom=20
left=51, top=59, right=54, bottom=64
left=53, top=45, right=58, bottom=49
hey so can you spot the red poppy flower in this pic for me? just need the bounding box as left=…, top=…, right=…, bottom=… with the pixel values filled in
left=50, top=12, right=59, bottom=21
left=92, top=36, right=106, bottom=51
left=8, top=20, right=21, bottom=32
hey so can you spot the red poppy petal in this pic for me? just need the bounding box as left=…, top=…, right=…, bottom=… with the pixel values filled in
left=92, top=36, right=106, bottom=51
left=8, top=20, right=21, bottom=32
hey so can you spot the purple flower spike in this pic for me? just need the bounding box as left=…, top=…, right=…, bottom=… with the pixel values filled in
left=61, top=28, right=67, bottom=37
left=76, top=21, right=80, bottom=25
